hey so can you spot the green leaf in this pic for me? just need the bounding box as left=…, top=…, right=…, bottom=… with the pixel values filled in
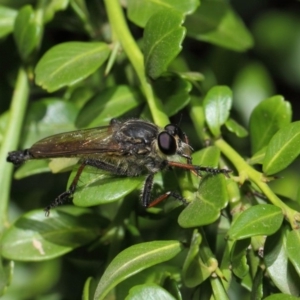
left=225, top=118, right=248, bottom=138
left=144, top=10, right=186, bottom=79
left=264, top=228, right=300, bottom=295
left=82, top=277, right=93, bottom=300
left=14, top=160, right=50, bottom=179
left=248, top=147, right=266, bottom=165
left=76, top=85, right=143, bottom=128
left=174, top=71, right=205, bottom=82
left=203, top=86, right=232, bottom=137
left=35, top=42, right=110, bottom=92
left=230, top=239, right=250, bottom=279
left=0, top=5, right=17, bottom=38
left=125, top=284, right=176, bottom=300
left=115, top=265, right=180, bottom=299
left=153, top=77, right=192, bottom=117
left=43, top=0, right=69, bottom=23
left=251, top=268, right=264, bottom=300
left=13, top=5, right=43, bottom=61
left=249, top=96, right=291, bottom=154
left=185, top=0, right=253, bottom=52
left=93, top=241, right=182, bottom=300
left=72, top=171, right=143, bottom=207
left=2, top=207, right=100, bottom=261
left=178, top=168, right=228, bottom=227
left=127, top=0, right=199, bottom=27
left=182, top=230, right=211, bottom=287
left=227, top=204, right=283, bottom=240
left=286, top=229, right=300, bottom=277
left=263, top=121, right=300, bottom=175
left=21, top=98, right=78, bottom=148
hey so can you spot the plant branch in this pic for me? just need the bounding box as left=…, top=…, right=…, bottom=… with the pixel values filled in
left=103, top=0, right=169, bottom=127
left=215, top=138, right=300, bottom=228
left=0, top=68, right=29, bottom=229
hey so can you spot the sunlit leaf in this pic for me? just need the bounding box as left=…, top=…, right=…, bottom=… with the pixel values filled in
left=263, top=121, right=300, bottom=175
left=225, top=118, right=248, bottom=138
left=250, top=96, right=291, bottom=154
left=127, top=0, right=199, bottom=27
left=94, top=241, right=182, bottom=300
left=0, top=5, right=17, bottom=38
left=144, top=10, right=186, bottom=79
left=35, top=42, right=110, bottom=92
left=203, top=86, right=232, bottom=137
left=227, top=205, right=283, bottom=240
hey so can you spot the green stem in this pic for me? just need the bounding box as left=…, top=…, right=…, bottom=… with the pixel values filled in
left=103, top=0, right=168, bottom=127
left=0, top=68, right=29, bottom=229
left=215, top=139, right=300, bottom=228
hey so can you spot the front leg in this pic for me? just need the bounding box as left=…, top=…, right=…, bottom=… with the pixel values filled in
left=167, top=161, right=232, bottom=178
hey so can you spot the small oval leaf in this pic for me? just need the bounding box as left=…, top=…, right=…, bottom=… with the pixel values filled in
left=225, top=118, right=248, bottom=138
left=94, top=241, right=182, bottom=300
left=227, top=204, right=283, bottom=240
left=203, top=86, right=232, bottom=137
left=178, top=175, right=228, bottom=228
left=249, top=95, right=291, bottom=154
left=263, top=121, right=300, bottom=175
left=144, top=10, right=186, bottom=79
left=35, top=42, right=110, bottom=92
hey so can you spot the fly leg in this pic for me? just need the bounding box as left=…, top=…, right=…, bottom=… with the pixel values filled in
left=143, top=161, right=231, bottom=208
left=167, top=161, right=232, bottom=178
left=44, top=159, right=128, bottom=216
left=141, top=174, right=188, bottom=208
left=44, top=163, right=86, bottom=216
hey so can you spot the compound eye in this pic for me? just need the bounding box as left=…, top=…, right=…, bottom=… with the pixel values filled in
left=165, top=124, right=184, bottom=140
left=158, top=132, right=177, bottom=155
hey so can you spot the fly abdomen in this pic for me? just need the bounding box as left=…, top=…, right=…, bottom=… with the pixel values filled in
left=7, top=149, right=33, bottom=165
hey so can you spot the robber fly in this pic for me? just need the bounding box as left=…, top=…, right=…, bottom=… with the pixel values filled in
left=7, top=119, right=231, bottom=216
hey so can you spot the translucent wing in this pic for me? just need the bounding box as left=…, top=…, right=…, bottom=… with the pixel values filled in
left=29, top=125, right=120, bottom=159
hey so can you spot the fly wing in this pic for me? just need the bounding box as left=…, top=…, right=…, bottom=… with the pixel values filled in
left=29, top=125, right=121, bottom=159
